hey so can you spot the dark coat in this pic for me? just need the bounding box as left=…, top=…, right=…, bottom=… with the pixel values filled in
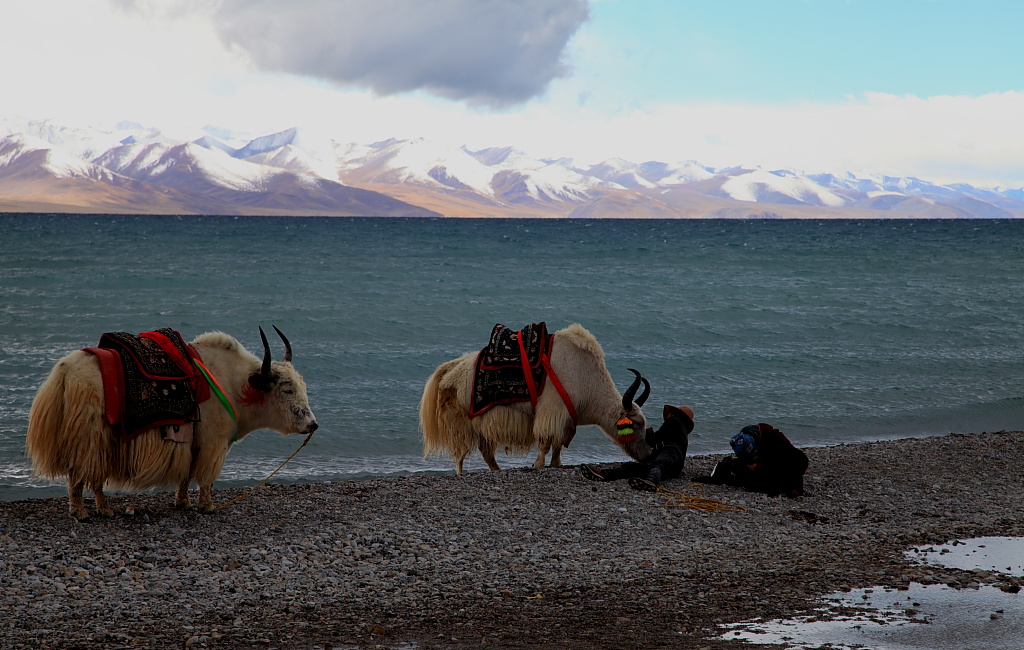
left=645, top=411, right=692, bottom=460
left=594, top=407, right=694, bottom=485
left=702, top=423, right=809, bottom=497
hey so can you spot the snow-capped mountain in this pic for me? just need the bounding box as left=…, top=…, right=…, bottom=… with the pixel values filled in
left=340, top=138, right=497, bottom=197
left=1, top=117, right=1022, bottom=218
left=97, top=141, right=284, bottom=192
left=1, top=133, right=109, bottom=182
left=719, top=168, right=847, bottom=207
left=0, top=121, right=437, bottom=217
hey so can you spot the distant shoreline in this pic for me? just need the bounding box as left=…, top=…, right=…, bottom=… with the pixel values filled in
left=3, top=211, right=1024, bottom=219
left=3, top=430, right=1024, bottom=649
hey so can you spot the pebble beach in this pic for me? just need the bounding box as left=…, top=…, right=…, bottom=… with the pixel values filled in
left=3, top=430, right=1024, bottom=649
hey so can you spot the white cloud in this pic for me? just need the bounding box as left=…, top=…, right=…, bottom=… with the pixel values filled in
left=498, top=91, right=1024, bottom=188
left=4, top=1, right=1024, bottom=188
left=203, top=0, right=590, bottom=108
left=2, top=0, right=249, bottom=131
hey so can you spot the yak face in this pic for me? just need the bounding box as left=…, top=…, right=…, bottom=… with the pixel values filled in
left=616, top=405, right=651, bottom=461
left=616, top=368, right=652, bottom=461
left=244, top=326, right=318, bottom=436
left=246, top=363, right=318, bottom=435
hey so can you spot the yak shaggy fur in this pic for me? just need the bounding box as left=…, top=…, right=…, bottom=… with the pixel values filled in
left=25, top=330, right=318, bottom=520
left=420, top=323, right=651, bottom=474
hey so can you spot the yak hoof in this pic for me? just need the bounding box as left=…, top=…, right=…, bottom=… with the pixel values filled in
left=197, top=503, right=216, bottom=514
left=96, top=505, right=114, bottom=518
left=70, top=508, right=90, bottom=522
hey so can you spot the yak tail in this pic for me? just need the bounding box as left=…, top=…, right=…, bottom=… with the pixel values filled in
left=25, top=357, right=72, bottom=480
left=25, top=351, right=114, bottom=485
left=420, top=355, right=475, bottom=462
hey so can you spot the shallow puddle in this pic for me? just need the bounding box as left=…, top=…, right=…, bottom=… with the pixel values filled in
left=908, top=536, right=1024, bottom=576
left=720, top=537, right=1024, bottom=649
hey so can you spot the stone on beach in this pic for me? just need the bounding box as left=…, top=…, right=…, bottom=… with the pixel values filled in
left=2, top=431, right=1023, bottom=649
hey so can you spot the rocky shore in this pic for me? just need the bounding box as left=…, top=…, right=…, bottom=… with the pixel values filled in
left=3, top=430, right=1024, bottom=649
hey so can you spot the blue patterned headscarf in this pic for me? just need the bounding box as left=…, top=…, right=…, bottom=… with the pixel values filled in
left=730, top=431, right=758, bottom=457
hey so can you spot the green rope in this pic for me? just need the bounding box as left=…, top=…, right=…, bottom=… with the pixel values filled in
left=194, top=359, right=239, bottom=442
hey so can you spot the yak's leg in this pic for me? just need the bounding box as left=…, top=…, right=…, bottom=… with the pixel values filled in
left=175, top=477, right=192, bottom=509
left=67, top=478, right=88, bottom=521
left=192, top=445, right=229, bottom=513
left=533, top=437, right=551, bottom=468
left=549, top=421, right=574, bottom=468
left=549, top=444, right=564, bottom=468
left=90, top=480, right=114, bottom=517
left=477, top=438, right=501, bottom=471
left=196, top=466, right=224, bottom=513
left=454, top=450, right=468, bottom=476
left=196, top=482, right=217, bottom=513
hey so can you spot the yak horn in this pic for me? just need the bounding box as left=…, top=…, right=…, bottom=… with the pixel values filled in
left=258, top=326, right=272, bottom=379
left=622, top=368, right=645, bottom=410
left=273, top=325, right=292, bottom=363
left=637, top=376, right=651, bottom=407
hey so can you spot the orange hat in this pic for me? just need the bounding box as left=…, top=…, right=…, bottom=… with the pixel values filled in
left=663, top=405, right=695, bottom=433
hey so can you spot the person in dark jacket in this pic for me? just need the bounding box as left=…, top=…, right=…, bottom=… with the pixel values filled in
left=581, top=405, right=694, bottom=492
left=696, top=423, right=808, bottom=497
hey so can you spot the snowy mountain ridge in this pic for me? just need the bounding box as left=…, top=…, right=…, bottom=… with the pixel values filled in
left=1, top=117, right=1021, bottom=218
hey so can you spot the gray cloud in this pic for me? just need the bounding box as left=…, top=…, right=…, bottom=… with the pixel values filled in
left=209, top=0, right=590, bottom=107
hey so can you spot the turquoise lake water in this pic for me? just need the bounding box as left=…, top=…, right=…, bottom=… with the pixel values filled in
left=2, top=215, right=1022, bottom=499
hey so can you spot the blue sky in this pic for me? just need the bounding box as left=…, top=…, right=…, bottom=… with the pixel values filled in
left=4, top=0, right=1024, bottom=187
left=586, top=1, right=1018, bottom=104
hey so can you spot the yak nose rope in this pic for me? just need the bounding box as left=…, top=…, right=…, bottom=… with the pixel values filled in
left=216, top=429, right=316, bottom=509
left=656, top=483, right=748, bottom=513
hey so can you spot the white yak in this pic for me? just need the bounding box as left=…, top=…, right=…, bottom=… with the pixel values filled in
left=25, top=326, right=318, bottom=520
left=420, top=323, right=652, bottom=474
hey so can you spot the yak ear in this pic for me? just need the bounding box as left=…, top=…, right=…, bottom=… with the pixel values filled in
left=247, top=371, right=273, bottom=393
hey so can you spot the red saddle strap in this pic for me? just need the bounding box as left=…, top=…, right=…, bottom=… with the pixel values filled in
left=540, top=353, right=578, bottom=425
left=517, top=329, right=579, bottom=429
left=517, top=333, right=540, bottom=409
left=83, top=347, right=124, bottom=427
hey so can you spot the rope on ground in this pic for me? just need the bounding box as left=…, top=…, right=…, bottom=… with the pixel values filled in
left=656, top=483, right=747, bottom=513
left=216, top=430, right=316, bottom=509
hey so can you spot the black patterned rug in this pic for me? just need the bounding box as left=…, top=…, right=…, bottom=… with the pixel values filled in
left=85, top=328, right=207, bottom=441
left=470, top=322, right=553, bottom=417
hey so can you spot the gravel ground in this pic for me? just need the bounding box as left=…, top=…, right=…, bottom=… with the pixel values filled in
left=3, top=430, right=1024, bottom=650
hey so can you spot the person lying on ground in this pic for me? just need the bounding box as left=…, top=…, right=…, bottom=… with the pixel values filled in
left=695, top=423, right=808, bottom=498
left=581, top=405, right=694, bottom=492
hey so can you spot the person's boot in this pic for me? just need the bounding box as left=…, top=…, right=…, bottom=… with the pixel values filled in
left=580, top=465, right=605, bottom=481
left=628, top=477, right=657, bottom=492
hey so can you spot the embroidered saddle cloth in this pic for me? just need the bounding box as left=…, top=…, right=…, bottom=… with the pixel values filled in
left=470, top=322, right=553, bottom=417
left=84, top=328, right=210, bottom=442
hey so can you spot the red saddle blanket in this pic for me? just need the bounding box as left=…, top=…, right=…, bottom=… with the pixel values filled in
left=470, top=322, right=553, bottom=418
left=84, top=328, right=210, bottom=442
